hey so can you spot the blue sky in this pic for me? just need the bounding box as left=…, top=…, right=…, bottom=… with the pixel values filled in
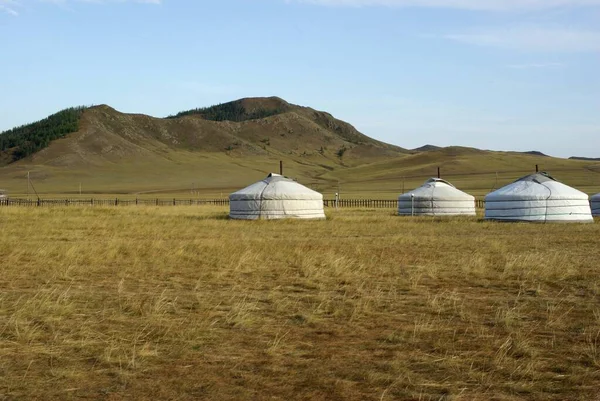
left=1, top=0, right=599, bottom=157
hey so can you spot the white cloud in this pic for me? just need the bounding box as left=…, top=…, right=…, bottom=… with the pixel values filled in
left=0, top=0, right=19, bottom=15
left=445, top=27, right=600, bottom=52
left=0, top=5, right=18, bottom=15
left=6, top=0, right=161, bottom=9
left=1, top=0, right=160, bottom=16
left=289, top=0, right=600, bottom=11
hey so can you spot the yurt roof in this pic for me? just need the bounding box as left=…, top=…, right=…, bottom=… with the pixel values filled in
left=486, top=172, right=588, bottom=201
left=398, top=178, right=474, bottom=201
left=515, top=172, right=556, bottom=184
left=230, top=173, right=322, bottom=201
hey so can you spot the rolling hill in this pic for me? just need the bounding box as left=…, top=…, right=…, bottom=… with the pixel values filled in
left=1, top=97, right=599, bottom=198
left=570, top=156, right=600, bottom=161
left=1, top=97, right=406, bottom=168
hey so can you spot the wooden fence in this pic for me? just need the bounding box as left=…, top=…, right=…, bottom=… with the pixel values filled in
left=324, top=199, right=487, bottom=208
left=0, top=198, right=487, bottom=208
left=323, top=199, right=398, bottom=208
left=0, top=198, right=230, bottom=207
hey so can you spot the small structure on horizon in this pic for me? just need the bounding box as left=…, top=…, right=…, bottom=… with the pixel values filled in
left=397, top=178, right=476, bottom=216
left=485, top=172, right=593, bottom=223
left=229, top=173, right=326, bottom=220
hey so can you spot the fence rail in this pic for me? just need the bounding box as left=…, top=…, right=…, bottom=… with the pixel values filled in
left=323, top=199, right=398, bottom=208
left=0, top=198, right=488, bottom=208
left=0, top=198, right=230, bottom=207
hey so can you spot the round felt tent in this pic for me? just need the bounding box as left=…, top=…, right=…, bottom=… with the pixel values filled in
left=591, top=193, right=600, bottom=217
left=229, top=173, right=325, bottom=220
left=484, top=172, right=593, bottom=223
left=397, top=178, right=476, bottom=216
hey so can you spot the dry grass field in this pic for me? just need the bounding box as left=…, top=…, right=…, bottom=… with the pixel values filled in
left=1, top=206, right=599, bottom=400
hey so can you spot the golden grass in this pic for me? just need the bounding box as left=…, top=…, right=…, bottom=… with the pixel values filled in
left=1, top=207, right=599, bottom=400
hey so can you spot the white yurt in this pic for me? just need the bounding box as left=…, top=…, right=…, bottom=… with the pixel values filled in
left=229, top=173, right=325, bottom=220
left=485, top=172, right=593, bottom=223
left=398, top=178, right=476, bottom=216
left=591, top=193, right=600, bottom=216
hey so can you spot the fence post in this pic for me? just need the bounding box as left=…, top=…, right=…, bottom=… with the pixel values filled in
left=115, top=198, right=118, bottom=206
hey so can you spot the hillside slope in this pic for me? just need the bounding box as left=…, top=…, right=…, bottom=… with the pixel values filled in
left=0, top=98, right=409, bottom=194
left=14, top=97, right=407, bottom=168
left=0, top=107, right=86, bottom=164
left=1, top=97, right=599, bottom=197
left=324, top=146, right=600, bottom=196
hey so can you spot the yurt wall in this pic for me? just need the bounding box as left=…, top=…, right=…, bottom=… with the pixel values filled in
left=485, top=172, right=593, bottom=223
left=591, top=193, right=600, bottom=217
left=229, top=173, right=326, bottom=220
left=398, top=178, right=476, bottom=216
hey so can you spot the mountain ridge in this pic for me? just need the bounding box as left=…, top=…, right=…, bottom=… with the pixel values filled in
left=0, top=97, right=408, bottom=168
left=570, top=156, right=600, bottom=161
left=1, top=97, right=599, bottom=196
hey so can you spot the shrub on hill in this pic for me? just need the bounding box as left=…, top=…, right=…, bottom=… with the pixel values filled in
left=0, top=106, right=87, bottom=163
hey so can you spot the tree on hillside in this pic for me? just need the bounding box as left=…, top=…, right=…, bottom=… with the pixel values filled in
left=0, top=106, right=87, bottom=163
left=167, top=101, right=284, bottom=122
